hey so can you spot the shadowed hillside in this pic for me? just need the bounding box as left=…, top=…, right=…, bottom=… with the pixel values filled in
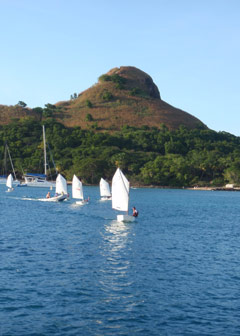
left=0, top=66, right=207, bottom=130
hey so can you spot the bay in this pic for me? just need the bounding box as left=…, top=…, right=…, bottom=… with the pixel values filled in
left=0, top=185, right=240, bottom=335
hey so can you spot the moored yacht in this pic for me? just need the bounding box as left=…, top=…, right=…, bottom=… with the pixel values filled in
left=22, top=125, right=56, bottom=188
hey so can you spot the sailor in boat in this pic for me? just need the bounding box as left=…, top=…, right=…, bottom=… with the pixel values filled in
left=46, top=191, right=51, bottom=198
left=132, top=206, right=138, bottom=217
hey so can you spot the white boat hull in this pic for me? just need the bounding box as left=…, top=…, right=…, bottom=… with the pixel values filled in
left=24, top=180, right=55, bottom=188
left=117, top=214, right=135, bottom=223
left=38, top=194, right=67, bottom=202
left=100, top=196, right=112, bottom=201
left=76, top=200, right=88, bottom=205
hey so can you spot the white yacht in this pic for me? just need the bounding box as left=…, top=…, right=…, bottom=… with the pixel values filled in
left=22, top=125, right=56, bottom=188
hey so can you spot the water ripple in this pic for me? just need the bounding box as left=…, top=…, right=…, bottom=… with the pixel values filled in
left=1, top=187, right=240, bottom=335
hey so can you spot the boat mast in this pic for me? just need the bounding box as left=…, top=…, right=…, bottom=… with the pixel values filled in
left=6, top=143, right=17, bottom=180
left=43, top=125, right=47, bottom=176
left=3, top=143, right=7, bottom=175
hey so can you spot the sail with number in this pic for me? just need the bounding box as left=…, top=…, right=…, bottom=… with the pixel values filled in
left=100, top=178, right=111, bottom=197
left=112, top=168, right=129, bottom=212
left=72, top=175, right=84, bottom=200
left=56, top=174, right=68, bottom=195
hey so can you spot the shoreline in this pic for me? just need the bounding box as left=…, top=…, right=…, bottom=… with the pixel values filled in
left=65, top=181, right=240, bottom=191
left=188, top=187, right=240, bottom=191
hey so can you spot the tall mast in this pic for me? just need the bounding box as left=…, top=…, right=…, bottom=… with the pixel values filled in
left=3, top=143, right=7, bottom=175
left=6, top=143, right=17, bottom=180
left=43, top=125, right=47, bottom=176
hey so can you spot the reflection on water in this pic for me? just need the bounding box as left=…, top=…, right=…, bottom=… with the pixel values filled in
left=97, top=220, right=135, bottom=328
left=100, top=220, right=133, bottom=286
left=103, top=220, right=131, bottom=252
left=3, top=186, right=240, bottom=335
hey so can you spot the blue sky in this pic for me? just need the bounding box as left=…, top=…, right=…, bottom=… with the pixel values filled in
left=1, top=0, right=239, bottom=135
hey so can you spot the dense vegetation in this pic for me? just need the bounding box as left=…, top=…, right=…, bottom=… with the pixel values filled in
left=1, top=117, right=240, bottom=187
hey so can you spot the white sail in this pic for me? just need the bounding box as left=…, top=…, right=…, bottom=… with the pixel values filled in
left=112, top=168, right=129, bottom=212
left=6, top=173, right=13, bottom=189
left=100, top=178, right=111, bottom=197
left=0, top=144, right=19, bottom=185
left=56, top=174, right=68, bottom=195
left=72, top=175, right=83, bottom=199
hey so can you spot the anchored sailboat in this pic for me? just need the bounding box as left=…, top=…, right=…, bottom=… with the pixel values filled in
left=112, top=168, right=135, bottom=222
left=23, top=125, right=56, bottom=188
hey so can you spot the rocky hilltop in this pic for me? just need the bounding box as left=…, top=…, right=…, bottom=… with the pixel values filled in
left=0, top=66, right=206, bottom=130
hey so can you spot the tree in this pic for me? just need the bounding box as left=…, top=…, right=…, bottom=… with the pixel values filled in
left=73, top=158, right=106, bottom=184
left=224, top=160, right=240, bottom=184
left=70, top=93, right=78, bottom=100
left=18, top=101, right=27, bottom=108
left=85, top=113, right=93, bottom=122
left=98, top=74, right=111, bottom=82
left=102, top=91, right=113, bottom=101
left=32, top=107, right=43, bottom=121
left=85, top=100, right=93, bottom=108
left=44, top=103, right=56, bottom=110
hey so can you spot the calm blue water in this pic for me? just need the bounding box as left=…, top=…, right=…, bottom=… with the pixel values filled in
left=1, top=185, right=240, bottom=335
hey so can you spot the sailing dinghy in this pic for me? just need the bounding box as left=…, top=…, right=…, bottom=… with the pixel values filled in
left=72, top=174, right=88, bottom=205
left=0, top=143, right=19, bottom=185
left=99, top=178, right=111, bottom=201
left=6, top=173, right=14, bottom=192
left=112, top=168, right=135, bottom=222
left=38, top=174, right=68, bottom=202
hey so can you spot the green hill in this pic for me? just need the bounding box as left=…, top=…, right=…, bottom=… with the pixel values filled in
left=0, top=118, right=239, bottom=187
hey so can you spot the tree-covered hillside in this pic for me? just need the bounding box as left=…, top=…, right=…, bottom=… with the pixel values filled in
left=1, top=117, right=240, bottom=187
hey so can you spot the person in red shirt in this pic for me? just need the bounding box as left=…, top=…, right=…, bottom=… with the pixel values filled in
left=132, top=206, right=138, bottom=217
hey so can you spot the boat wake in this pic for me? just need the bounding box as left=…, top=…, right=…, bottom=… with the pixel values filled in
left=22, top=197, right=39, bottom=201
left=8, top=196, right=39, bottom=201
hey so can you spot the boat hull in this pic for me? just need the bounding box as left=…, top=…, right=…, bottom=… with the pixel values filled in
left=100, top=197, right=112, bottom=201
left=38, top=194, right=67, bottom=202
left=76, top=200, right=88, bottom=205
left=24, top=180, right=55, bottom=188
left=117, top=214, right=135, bottom=223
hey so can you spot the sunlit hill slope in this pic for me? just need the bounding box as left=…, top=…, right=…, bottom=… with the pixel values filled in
left=0, top=66, right=206, bottom=130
